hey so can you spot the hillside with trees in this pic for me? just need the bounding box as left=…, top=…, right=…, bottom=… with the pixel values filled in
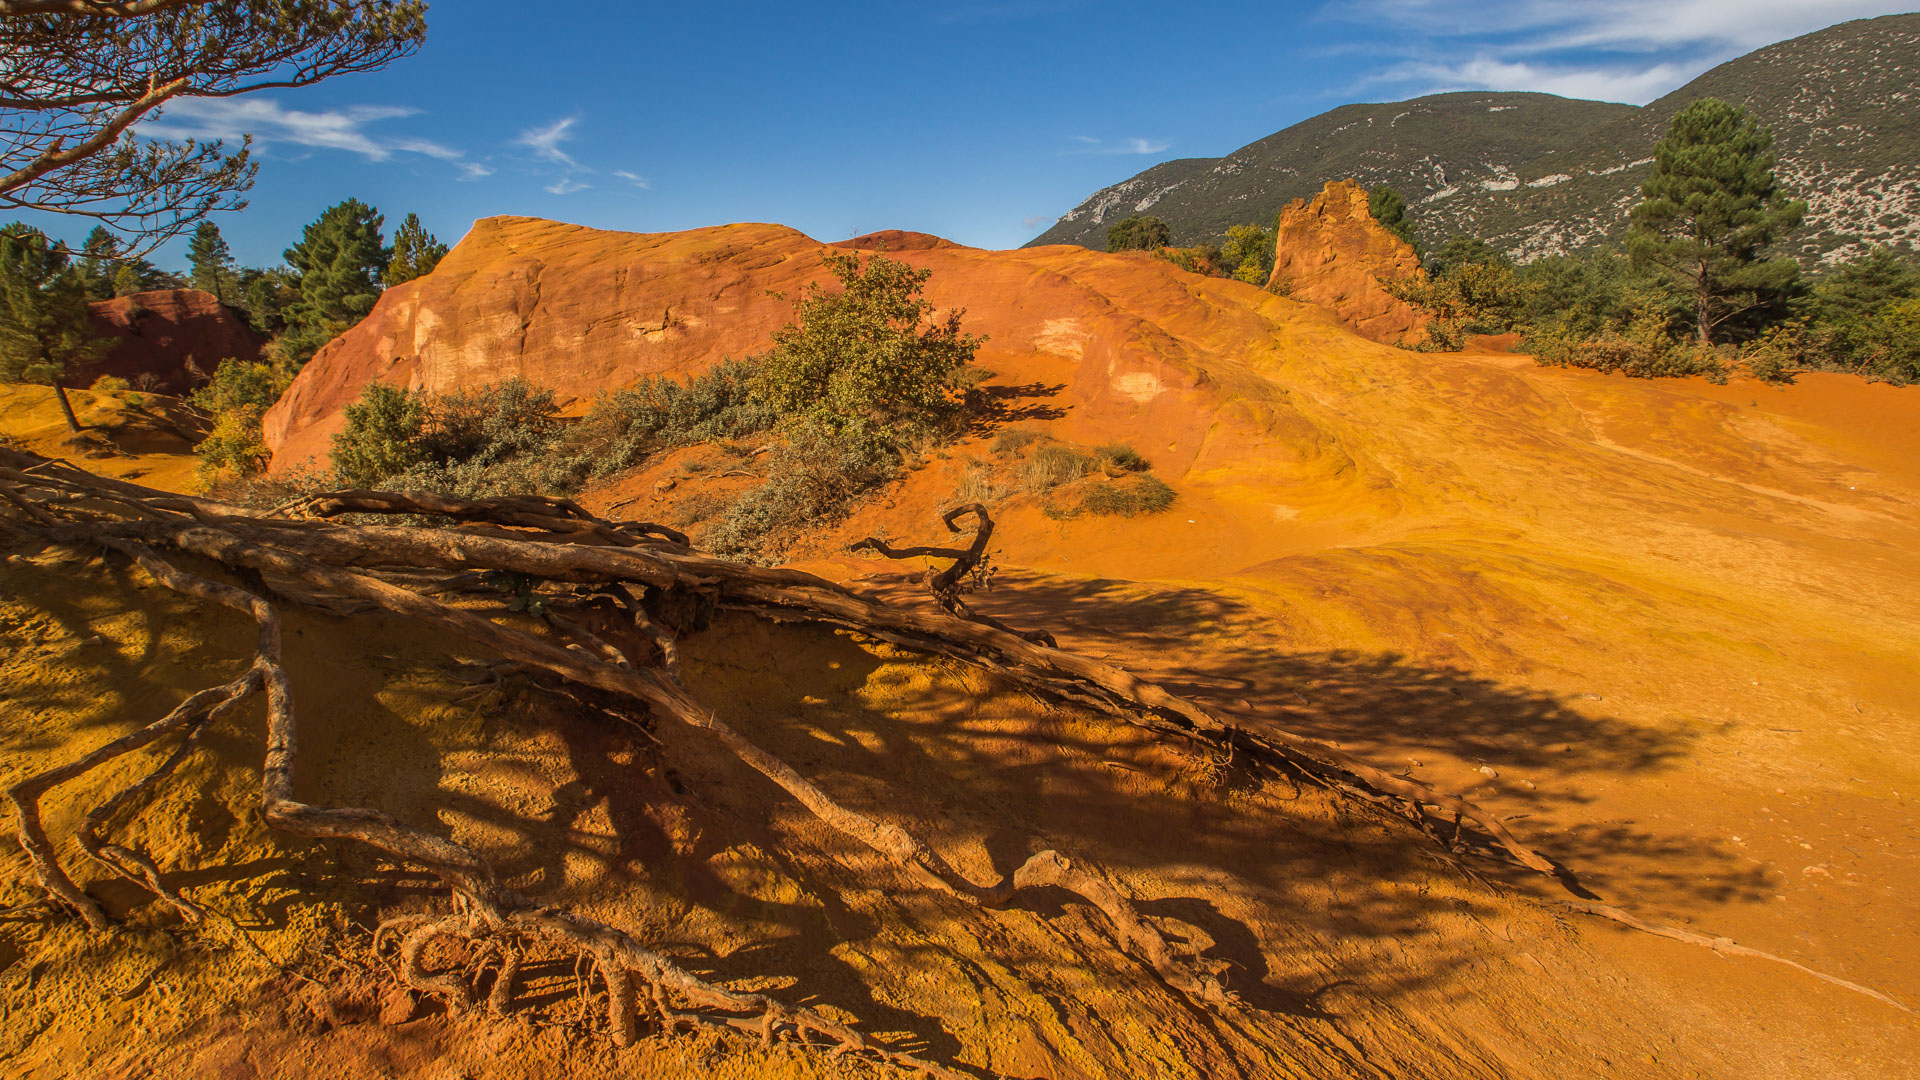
left=1030, top=13, right=1920, bottom=265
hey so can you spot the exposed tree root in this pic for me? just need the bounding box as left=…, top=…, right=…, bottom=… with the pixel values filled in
left=3, top=447, right=1907, bottom=1077
left=854, top=502, right=1057, bottom=647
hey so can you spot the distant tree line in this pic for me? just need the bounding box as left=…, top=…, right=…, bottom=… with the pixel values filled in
left=0, top=202, right=450, bottom=433
left=1388, top=98, right=1918, bottom=384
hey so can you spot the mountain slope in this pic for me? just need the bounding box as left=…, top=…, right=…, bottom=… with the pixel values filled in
left=1029, top=13, right=1920, bottom=265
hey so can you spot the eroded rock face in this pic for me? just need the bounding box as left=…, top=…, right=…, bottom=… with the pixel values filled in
left=87, top=289, right=267, bottom=395
left=1266, top=179, right=1427, bottom=344
left=262, top=216, right=1362, bottom=489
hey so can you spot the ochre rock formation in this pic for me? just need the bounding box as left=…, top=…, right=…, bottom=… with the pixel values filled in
left=86, top=289, right=267, bottom=395
left=1266, top=179, right=1427, bottom=343
left=263, top=216, right=1340, bottom=481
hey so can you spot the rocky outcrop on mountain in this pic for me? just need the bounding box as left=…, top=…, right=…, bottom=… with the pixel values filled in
left=1268, top=180, right=1427, bottom=343
left=1029, top=13, right=1920, bottom=266
left=86, top=289, right=266, bottom=395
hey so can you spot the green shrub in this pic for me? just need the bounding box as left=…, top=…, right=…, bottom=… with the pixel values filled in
left=1107, top=215, right=1171, bottom=253
left=573, top=358, right=773, bottom=476
left=1020, top=443, right=1094, bottom=492
left=701, top=422, right=894, bottom=562
left=330, top=383, right=428, bottom=488
left=88, top=374, right=131, bottom=392
left=754, top=250, right=982, bottom=450
left=1050, top=475, right=1177, bottom=518
left=990, top=428, right=1046, bottom=456
left=192, top=357, right=295, bottom=478
left=1094, top=444, right=1148, bottom=472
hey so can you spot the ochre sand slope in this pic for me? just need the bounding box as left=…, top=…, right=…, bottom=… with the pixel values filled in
left=7, top=219, right=1917, bottom=1076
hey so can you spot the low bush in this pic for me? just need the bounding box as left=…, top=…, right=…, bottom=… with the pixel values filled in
left=990, top=428, right=1045, bottom=456
left=88, top=374, right=131, bottom=392
left=701, top=423, right=894, bottom=562
left=1071, top=475, right=1176, bottom=517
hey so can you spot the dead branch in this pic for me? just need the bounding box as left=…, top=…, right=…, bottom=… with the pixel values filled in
left=852, top=503, right=1058, bottom=647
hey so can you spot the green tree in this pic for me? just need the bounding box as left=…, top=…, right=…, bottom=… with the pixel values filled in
left=754, top=250, right=983, bottom=449
left=76, top=226, right=120, bottom=300
left=384, top=212, right=449, bottom=286
left=111, top=263, right=143, bottom=298
left=237, top=266, right=299, bottom=334
left=1425, top=235, right=1508, bottom=277
left=330, top=382, right=427, bottom=487
left=1107, top=215, right=1171, bottom=253
left=1627, top=99, right=1807, bottom=346
left=190, top=357, right=294, bottom=478
left=1812, top=247, right=1920, bottom=323
left=282, top=198, right=388, bottom=367
left=1369, top=187, right=1417, bottom=249
left=0, top=223, right=114, bottom=431
left=1219, top=224, right=1275, bottom=285
left=187, top=220, right=236, bottom=301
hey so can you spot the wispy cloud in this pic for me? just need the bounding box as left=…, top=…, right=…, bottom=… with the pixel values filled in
left=458, top=161, right=495, bottom=181
left=1021, top=214, right=1055, bottom=229
left=1067, top=135, right=1173, bottom=155
left=517, top=116, right=582, bottom=168
left=1332, top=0, right=1918, bottom=104
left=1337, top=0, right=1912, bottom=53
left=1367, top=56, right=1701, bottom=104
left=545, top=177, right=592, bottom=196
left=147, top=98, right=469, bottom=164
left=613, top=169, right=651, bottom=189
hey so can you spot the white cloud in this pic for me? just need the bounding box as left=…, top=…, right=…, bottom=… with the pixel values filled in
left=1371, top=56, right=1701, bottom=104
left=1067, top=135, right=1172, bottom=155
left=458, top=161, right=495, bottom=181
left=545, top=177, right=591, bottom=196
left=1022, top=214, right=1055, bottom=229
left=1335, top=0, right=1919, bottom=104
left=1341, top=0, right=1914, bottom=53
left=146, top=97, right=469, bottom=163
left=518, top=116, right=582, bottom=168
left=613, top=169, right=651, bottom=189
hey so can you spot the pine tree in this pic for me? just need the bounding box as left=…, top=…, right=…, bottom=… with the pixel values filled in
left=384, top=213, right=450, bottom=286
left=188, top=221, right=237, bottom=302
left=77, top=227, right=121, bottom=301
left=282, top=198, right=389, bottom=367
left=1628, top=99, right=1807, bottom=345
left=1369, top=187, right=1418, bottom=250
left=111, top=264, right=144, bottom=298
left=0, top=225, right=115, bottom=432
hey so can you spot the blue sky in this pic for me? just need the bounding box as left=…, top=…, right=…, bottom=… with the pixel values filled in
left=70, top=0, right=1920, bottom=270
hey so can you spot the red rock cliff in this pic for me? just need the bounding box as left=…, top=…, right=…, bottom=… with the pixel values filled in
left=87, top=289, right=267, bottom=394
left=1266, top=179, right=1427, bottom=344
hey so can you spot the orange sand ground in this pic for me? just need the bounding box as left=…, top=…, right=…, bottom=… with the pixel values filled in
left=4, top=222, right=1918, bottom=1078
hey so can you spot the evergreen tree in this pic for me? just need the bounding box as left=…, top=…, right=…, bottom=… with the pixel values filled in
left=384, top=212, right=450, bottom=285
left=111, top=264, right=144, bottom=298
left=1627, top=99, right=1807, bottom=345
left=0, top=224, right=115, bottom=431
left=236, top=266, right=300, bottom=334
left=1107, top=215, right=1171, bottom=253
left=1813, top=246, right=1920, bottom=322
left=1369, top=187, right=1418, bottom=250
left=188, top=221, right=237, bottom=302
left=282, top=198, right=389, bottom=367
left=77, top=227, right=121, bottom=301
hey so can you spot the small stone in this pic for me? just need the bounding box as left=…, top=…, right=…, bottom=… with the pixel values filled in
left=1477, top=765, right=1498, bottom=779
left=655, top=478, right=677, bottom=493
